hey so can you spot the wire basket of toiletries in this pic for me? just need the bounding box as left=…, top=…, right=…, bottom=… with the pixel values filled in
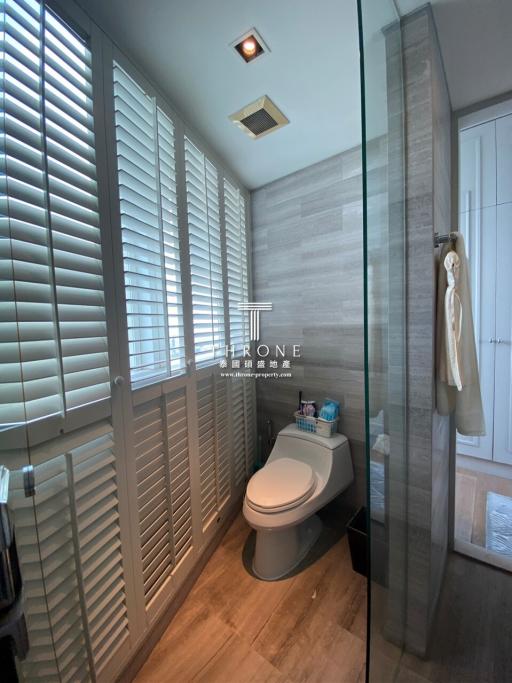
left=294, top=412, right=338, bottom=437
left=295, top=397, right=340, bottom=437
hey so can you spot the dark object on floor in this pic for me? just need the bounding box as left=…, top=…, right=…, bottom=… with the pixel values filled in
left=347, top=507, right=368, bottom=576
left=0, top=467, right=29, bottom=682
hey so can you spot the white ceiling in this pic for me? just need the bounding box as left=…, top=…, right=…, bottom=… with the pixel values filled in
left=397, top=0, right=512, bottom=110
left=77, top=0, right=512, bottom=189
left=79, top=0, right=361, bottom=190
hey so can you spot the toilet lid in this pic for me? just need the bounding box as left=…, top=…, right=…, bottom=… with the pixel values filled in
left=246, top=458, right=316, bottom=512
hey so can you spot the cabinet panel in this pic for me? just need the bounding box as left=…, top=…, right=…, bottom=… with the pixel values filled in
left=459, top=120, right=496, bottom=213
left=456, top=207, right=497, bottom=459
left=497, top=114, right=512, bottom=205
left=493, top=203, right=512, bottom=464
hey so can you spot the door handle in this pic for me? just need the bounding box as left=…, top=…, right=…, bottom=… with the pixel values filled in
left=489, top=338, right=496, bottom=343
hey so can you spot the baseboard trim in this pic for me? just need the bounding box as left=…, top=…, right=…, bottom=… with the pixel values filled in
left=116, top=500, right=243, bottom=683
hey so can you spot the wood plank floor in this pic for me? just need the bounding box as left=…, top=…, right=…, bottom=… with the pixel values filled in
left=135, top=505, right=367, bottom=683
left=397, top=552, right=512, bottom=683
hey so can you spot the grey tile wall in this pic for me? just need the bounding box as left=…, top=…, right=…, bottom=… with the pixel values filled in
left=251, top=149, right=368, bottom=510
left=400, top=5, right=451, bottom=658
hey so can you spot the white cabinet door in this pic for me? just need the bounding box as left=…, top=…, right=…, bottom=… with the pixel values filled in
left=456, top=206, right=497, bottom=460
left=459, top=120, right=497, bottom=213
left=493, top=202, right=512, bottom=465
left=497, top=114, right=512, bottom=205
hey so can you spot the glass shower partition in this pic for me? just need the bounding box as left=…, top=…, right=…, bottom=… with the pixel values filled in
left=357, top=1, right=408, bottom=681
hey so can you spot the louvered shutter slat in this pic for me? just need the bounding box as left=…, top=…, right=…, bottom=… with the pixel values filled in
left=231, top=381, right=247, bottom=486
left=10, top=424, right=128, bottom=681
left=134, top=386, right=193, bottom=609
left=1, top=0, right=109, bottom=428
left=113, top=63, right=185, bottom=384
left=224, top=179, right=249, bottom=350
left=184, top=137, right=225, bottom=366
left=196, top=375, right=231, bottom=531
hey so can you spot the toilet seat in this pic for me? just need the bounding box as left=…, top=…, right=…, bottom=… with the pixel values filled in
left=246, top=458, right=316, bottom=513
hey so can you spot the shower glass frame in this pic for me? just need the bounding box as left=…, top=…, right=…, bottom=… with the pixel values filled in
left=357, top=1, right=408, bottom=681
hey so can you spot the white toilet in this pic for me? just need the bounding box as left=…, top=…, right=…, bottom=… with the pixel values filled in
left=243, top=424, right=353, bottom=580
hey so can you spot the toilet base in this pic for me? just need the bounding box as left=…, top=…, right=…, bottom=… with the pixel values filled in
left=252, top=514, right=322, bottom=581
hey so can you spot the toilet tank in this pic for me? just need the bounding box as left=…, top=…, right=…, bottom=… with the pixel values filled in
left=269, top=424, right=351, bottom=483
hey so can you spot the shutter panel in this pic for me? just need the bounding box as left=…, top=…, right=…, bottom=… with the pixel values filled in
left=215, top=376, right=231, bottom=506
left=243, top=378, right=256, bottom=475
left=224, top=179, right=249, bottom=350
left=197, top=376, right=217, bottom=527
left=45, top=9, right=109, bottom=414
left=113, top=63, right=184, bottom=385
left=157, top=110, right=185, bottom=375
left=10, top=423, right=129, bottom=683
left=1, top=0, right=61, bottom=427
left=231, top=379, right=256, bottom=485
left=133, top=397, right=172, bottom=604
left=0, top=0, right=109, bottom=429
left=231, top=380, right=246, bottom=487
left=197, top=375, right=232, bottom=531
left=11, top=469, right=85, bottom=683
left=133, top=387, right=192, bottom=608
left=166, top=388, right=193, bottom=566
left=184, top=137, right=225, bottom=366
left=72, top=430, right=130, bottom=676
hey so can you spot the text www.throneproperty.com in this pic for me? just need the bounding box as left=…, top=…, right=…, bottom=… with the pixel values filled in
left=220, top=372, right=292, bottom=379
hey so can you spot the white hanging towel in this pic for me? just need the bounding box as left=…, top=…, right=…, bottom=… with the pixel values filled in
left=444, top=251, right=463, bottom=390
left=436, top=233, right=485, bottom=436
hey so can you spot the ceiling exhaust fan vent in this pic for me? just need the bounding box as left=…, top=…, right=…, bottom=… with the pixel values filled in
left=240, top=109, right=278, bottom=136
left=230, top=96, right=289, bottom=139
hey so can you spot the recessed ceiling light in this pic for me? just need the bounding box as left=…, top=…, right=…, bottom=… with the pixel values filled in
left=241, top=38, right=257, bottom=58
left=231, top=29, right=269, bottom=64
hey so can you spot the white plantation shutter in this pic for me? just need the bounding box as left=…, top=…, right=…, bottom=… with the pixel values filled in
left=184, top=137, right=225, bottom=366
left=215, top=376, right=231, bottom=506
left=72, top=430, right=130, bottom=674
left=44, top=11, right=109, bottom=414
left=113, top=63, right=184, bottom=385
left=0, top=0, right=110, bottom=430
left=11, top=473, right=85, bottom=683
left=166, top=388, right=193, bottom=567
left=231, top=380, right=247, bottom=487
left=133, top=386, right=193, bottom=608
left=134, top=397, right=171, bottom=604
left=230, top=379, right=257, bottom=484
left=224, top=179, right=249, bottom=350
left=197, top=376, right=216, bottom=526
left=196, top=374, right=232, bottom=530
left=2, top=5, right=255, bottom=680
left=10, top=423, right=129, bottom=683
left=243, top=378, right=257, bottom=474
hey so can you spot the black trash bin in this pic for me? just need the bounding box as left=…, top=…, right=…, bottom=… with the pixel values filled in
left=0, top=466, right=29, bottom=682
left=346, top=507, right=367, bottom=577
